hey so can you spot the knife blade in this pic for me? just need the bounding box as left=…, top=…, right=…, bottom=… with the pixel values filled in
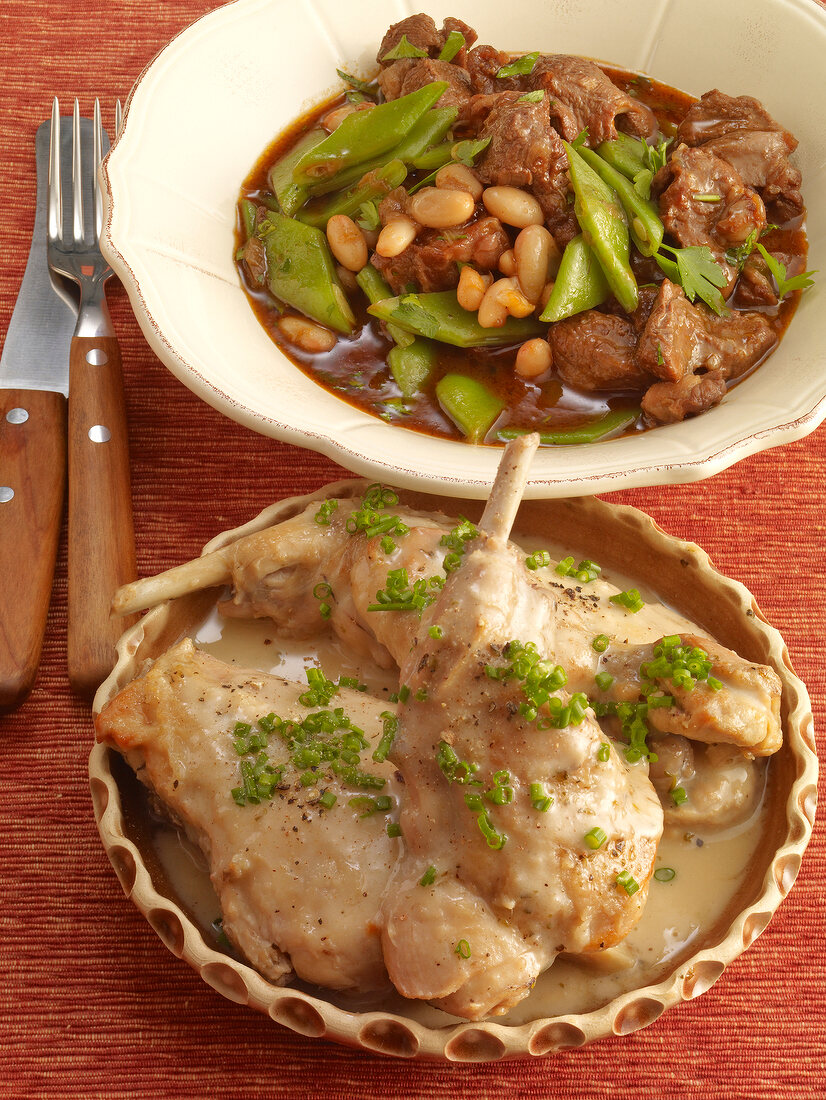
left=0, top=120, right=77, bottom=712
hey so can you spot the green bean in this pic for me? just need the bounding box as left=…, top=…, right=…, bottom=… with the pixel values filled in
left=308, top=107, right=457, bottom=197
left=368, top=290, right=545, bottom=348
left=297, top=159, right=408, bottom=229
left=355, top=263, right=414, bottom=347
left=389, top=339, right=437, bottom=397
left=292, top=82, right=448, bottom=184
left=539, top=235, right=609, bottom=322
left=409, top=141, right=455, bottom=171
left=436, top=373, right=504, bottom=443
left=268, top=128, right=327, bottom=215
left=595, top=133, right=647, bottom=181
left=497, top=407, right=641, bottom=445
left=238, top=198, right=257, bottom=240
left=578, top=147, right=663, bottom=257
left=564, top=141, right=638, bottom=314
left=258, top=211, right=355, bottom=333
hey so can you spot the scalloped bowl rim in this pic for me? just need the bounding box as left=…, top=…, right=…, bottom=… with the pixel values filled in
left=90, top=485, right=817, bottom=1059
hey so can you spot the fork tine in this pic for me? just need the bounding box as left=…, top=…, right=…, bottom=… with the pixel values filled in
left=115, top=99, right=123, bottom=137
left=72, top=98, right=83, bottom=242
left=93, top=98, right=104, bottom=239
left=47, top=96, right=62, bottom=242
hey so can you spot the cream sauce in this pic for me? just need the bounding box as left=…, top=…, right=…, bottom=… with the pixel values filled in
left=144, top=540, right=769, bottom=1022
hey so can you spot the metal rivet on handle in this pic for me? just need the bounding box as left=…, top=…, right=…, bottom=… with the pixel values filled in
left=86, top=348, right=108, bottom=366
left=88, top=424, right=111, bottom=443
left=0, top=487, right=14, bottom=503
left=5, top=408, right=28, bottom=424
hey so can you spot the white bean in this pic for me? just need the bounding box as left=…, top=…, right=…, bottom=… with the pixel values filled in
left=482, top=185, right=544, bottom=228
left=375, top=216, right=417, bottom=258
left=435, top=163, right=484, bottom=201
left=498, top=249, right=517, bottom=276
left=515, top=338, right=553, bottom=378
left=326, top=214, right=368, bottom=272
left=514, top=224, right=556, bottom=303
left=456, top=266, right=493, bottom=312
left=278, top=315, right=337, bottom=353
left=321, top=104, right=357, bottom=132
left=407, top=186, right=475, bottom=229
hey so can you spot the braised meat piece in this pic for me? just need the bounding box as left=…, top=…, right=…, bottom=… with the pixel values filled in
left=637, top=279, right=707, bottom=381
left=528, top=55, right=657, bottom=144
left=641, top=371, right=728, bottom=423
left=377, top=14, right=478, bottom=65
left=474, top=91, right=576, bottom=240
left=653, top=144, right=766, bottom=288
left=465, top=44, right=512, bottom=94
left=550, top=311, right=653, bottom=391
left=676, top=90, right=803, bottom=219
left=701, top=132, right=803, bottom=220
left=638, top=279, right=776, bottom=383
left=677, top=88, right=795, bottom=145
left=371, top=216, right=509, bottom=294
left=377, top=58, right=473, bottom=108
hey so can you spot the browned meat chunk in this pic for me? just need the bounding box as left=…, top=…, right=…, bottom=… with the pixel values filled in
left=377, top=14, right=443, bottom=62
left=474, top=91, right=575, bottom=240
left=377, top=14, right=478, bottom=65
left=550, top=311, right=653, bottom=391
left=528, top=55, right=657, bottom=144
left=377, top=58, right=473, bottom=108
left=638, top=279, right=776, bottom=383
left=637, top=279, right=706, bottom=381
left=465, top=44, right=511, bottom=94
left=641, top=371, right=727, bottom=423
left=677, top=89, right=796, bottom=146
left=653, top=144, right=765, bottom=285
left=676, top=90, right=802, bottom=219
left=702, top=132, right=803, bottom=219
left=371, top=216, right=509, bottom=294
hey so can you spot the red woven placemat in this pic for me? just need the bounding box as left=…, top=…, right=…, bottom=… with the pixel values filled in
left=1, top=3, right=824, bottom=1097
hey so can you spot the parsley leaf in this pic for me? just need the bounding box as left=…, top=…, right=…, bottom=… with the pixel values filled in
left=356, top=200, right=381, bottom=232
left=725, top=228, right=759, bottom=270
left=451, top=137, right=491, bottom=167
left=438, top=30, right=465, bottom=62
left=336, top=69, right=376, bottom=93
left=382, top=34, right=428, bottom=61
left=642, top=136, right=671, bottom=174
left=496, top=51, right=539, bottom=78
left=755, top=243, right=817, bottom=299
left=656, top=243, right=729, bottom=315
left=517, top=90, right=545, bottom=104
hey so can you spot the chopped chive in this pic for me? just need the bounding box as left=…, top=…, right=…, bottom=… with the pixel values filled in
left=419, top=865, right=437, bottom=886
left=386, top=821, right=402, bottom=838
left=595, top=671, right=614, bottom=692
left=609, top=587, right=645, bottom=613
left=318, top=790, right=337, bottom=809
left=616, top=869, right=640, bottom=895
left=597, top=743, right=610, bottom=763
left=529, top=781, right=553, bottom=812
left=654, top=867, right=676, bottom=882
left=671, top=786, right=688, bottom=806
left=455, top=938, right=472, bottom=959
left=592, top=634, right=610, bottom=653
left=428, top=625, right=443, bottom=639
left=584, top=826, right=607, bottom=850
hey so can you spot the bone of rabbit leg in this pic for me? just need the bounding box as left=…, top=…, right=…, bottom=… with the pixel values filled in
left=113, top=550, right=233, bottom=616
left=477, top=433, right=539, bottom=542
left=94, top=639, right=399, bottom=993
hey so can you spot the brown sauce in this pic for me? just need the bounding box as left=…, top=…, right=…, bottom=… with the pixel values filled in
left=236, top=65, right=805, bottom=446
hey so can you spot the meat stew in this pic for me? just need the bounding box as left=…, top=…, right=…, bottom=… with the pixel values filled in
left=235, top=14, right=812, bottom=446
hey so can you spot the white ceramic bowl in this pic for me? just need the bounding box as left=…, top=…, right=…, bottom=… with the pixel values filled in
left=101, top=0, right=826, bottom=499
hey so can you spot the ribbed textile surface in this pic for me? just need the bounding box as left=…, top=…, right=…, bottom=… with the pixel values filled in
left=1, top=3, right=824, bottom=1097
